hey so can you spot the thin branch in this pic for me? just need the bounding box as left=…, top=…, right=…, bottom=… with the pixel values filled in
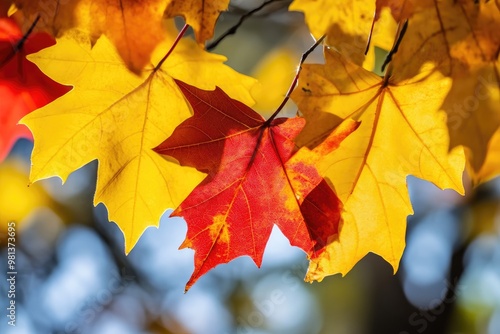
left=381, top=19, right=408, bottom=72
left=365, top=13, right=377, bottom=55
left=206, top=0, right=286, bottom=51
left=153, top=23, right=189, bottom=72
left=265, top=34, right=326, bottom=125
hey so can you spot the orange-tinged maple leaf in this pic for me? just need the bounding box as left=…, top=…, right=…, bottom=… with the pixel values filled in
left=155, top=80, right=358, bottom=291
left=388, top=0, right=500, bottom=174
left=0, top=17, right=70, bottom=161
left=12, top=0, right=78, bottom=33
left=1, top=2, right=9, bottom=17
left=164, top=0, right=230, bottom=45
left=13, top=0, right=173, bottom=72
left=292, top=47, right=465, bottom=282
left=374, top=0, right=431, bottom=23
left=20, top=23, right=256, bottom=254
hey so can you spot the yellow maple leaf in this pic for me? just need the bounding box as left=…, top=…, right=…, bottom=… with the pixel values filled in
left=291, top=47, right=465, bottom=281
left=388, top=0, right=500, bottom=175
left=290, top=0, right=373, bottom=67
left=289, top=0, right=397, bottom=70
left=164, top=0, right=230, bottom=44
left=20, top=23, right=256, bottom=253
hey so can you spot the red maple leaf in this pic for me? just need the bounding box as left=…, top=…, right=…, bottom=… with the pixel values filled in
left=155, top=80, right=358, bottom=290
left=0, top=17, right=70, bottom=161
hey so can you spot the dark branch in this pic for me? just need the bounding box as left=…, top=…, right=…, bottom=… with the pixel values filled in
left=381, top=19, right=409, bottom=72
left=365, top=15, right=377, bottom=55
left=206, top=0, right=286, bottom=51
left=265, top=34, right=326, bottom=124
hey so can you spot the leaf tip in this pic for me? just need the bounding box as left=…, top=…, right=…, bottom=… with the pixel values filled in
left=124, top=242, right=133, bottom=256
left=179, top=237, right=192, bottom=250
left=391, top=261, right=400, bottom=275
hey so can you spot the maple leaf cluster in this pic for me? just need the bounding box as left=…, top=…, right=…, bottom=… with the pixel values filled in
left=1, top=0, right=499, bottom=290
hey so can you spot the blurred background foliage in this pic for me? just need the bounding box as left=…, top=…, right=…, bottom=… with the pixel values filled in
left=1, top=0, right=500, bottom=333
